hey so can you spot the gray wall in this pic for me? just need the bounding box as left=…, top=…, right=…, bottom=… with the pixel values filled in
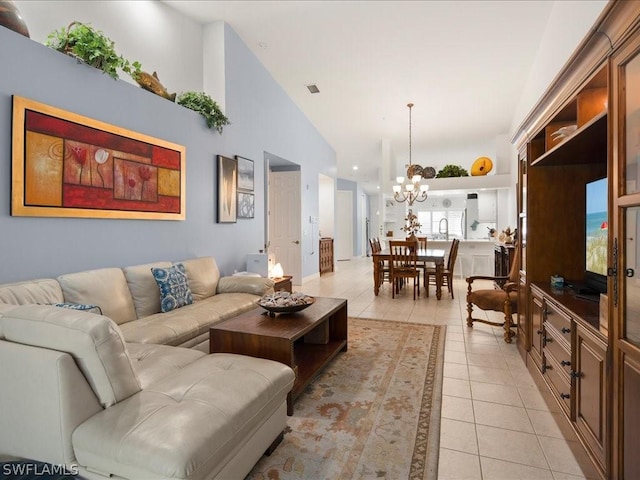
left=0, top=21, right=335, bottom=283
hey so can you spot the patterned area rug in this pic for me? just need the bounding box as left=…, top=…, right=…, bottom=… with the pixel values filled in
left=247, top=318, right=446, bottom=480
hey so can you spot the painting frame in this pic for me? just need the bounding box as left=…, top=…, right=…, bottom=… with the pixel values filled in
left=237, top=191, right=255, bottom=219
left=236, top=155, right=254, bottom=192
left=217, top=155, right=237, bottom=223
left=11, top=96, right=186, bottom=220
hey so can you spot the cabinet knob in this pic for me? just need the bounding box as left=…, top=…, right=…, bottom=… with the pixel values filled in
left=560, top=393, right=571, bottom=399
left=570, top=370, right=582, bottom=379
left=536, top=329, right=543, bottom=335
left=560, top=360, right=571, bottom=366
left=542, top=363, right=549, bottom=373
left=561, top=327, right=571, bottom=334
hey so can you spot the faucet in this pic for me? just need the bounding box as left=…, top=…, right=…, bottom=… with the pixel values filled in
left=439, top=218, right=449, bottom=241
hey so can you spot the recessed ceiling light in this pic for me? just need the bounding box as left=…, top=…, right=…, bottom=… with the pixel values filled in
left=352, top=165, right=358, bottom=171
left=376, top=185, right=380, bottom=190
left=306, top=84, right=320, bottom=94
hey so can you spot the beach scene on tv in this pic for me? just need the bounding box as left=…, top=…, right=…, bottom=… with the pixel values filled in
left=586, top=178, right=608, bottom=277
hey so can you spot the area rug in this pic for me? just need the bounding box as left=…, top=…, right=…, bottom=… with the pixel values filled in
left=247, top=318, right=446, bottom=480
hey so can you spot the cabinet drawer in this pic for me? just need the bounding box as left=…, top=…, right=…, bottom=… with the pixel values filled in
left=545, top=354, right=572, bottom=416
left=544, top=326, right=572, bottom=378
left=545, top=301, right=572, bottom=344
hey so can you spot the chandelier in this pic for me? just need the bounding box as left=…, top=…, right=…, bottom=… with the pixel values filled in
left=393, top=103, right=428, bottom=205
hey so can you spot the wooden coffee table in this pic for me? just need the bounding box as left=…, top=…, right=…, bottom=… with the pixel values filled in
left=209, top=297, right=347, bottom=414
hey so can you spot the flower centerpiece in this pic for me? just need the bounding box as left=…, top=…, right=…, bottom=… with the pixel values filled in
left=401, top=209, right=421, bottom=240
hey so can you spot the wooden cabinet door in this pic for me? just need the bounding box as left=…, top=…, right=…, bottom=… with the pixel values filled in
left=574, top=324, right=607, bottom=472
left=530, top=287, right=545, bottom=372
left=611, top=32, right=640, bottom=479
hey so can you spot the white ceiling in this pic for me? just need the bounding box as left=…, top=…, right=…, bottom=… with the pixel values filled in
left=162, top=0, right=555, bottom=194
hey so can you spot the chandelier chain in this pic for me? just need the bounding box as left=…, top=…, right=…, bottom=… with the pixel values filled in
left=393, top=102, right=427, bottom=206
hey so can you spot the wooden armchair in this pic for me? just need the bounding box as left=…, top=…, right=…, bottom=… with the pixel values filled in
left=466, top=243, right=519, bottom=343
left=389, top=240, right=420, bottom=300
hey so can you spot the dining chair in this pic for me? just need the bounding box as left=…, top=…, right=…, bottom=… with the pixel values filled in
left=389, top=240, right=420, bottom=300
left=370, top=237, right=390, bottom=286
left=465, top=242, right=519, bottom=343
left=414, top=236, right=430, bottom=287
left=426, top=238, right=460, bottom=298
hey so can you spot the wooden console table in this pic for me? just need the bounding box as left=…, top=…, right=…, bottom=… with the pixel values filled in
left=209, top=297, right=347, bottom=414
left=319, top=237, right=334, bottom=274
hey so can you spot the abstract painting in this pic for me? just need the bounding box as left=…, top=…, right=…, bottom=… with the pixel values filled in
left=237, top=192, right=254, bottom=219
left=236, top=155, right=254, bottom=192
left=217, top=155, right=237, bottom=223
left=11, top=96, right=186, bottom=220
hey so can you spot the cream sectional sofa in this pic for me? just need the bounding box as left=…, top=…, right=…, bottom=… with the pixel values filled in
left=0, top=257, right=295, bottom=480
left=0, top=256, right=274, bottom=351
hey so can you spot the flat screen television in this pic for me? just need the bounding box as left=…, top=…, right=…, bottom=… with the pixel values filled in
left=585, top=177, right=608, bottom=294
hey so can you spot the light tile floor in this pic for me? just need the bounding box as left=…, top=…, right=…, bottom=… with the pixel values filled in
left=300, top=256, right=600, bottom=480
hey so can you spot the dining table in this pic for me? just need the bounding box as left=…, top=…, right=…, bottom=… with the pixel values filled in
left=372, top=248, right=447, bottom=299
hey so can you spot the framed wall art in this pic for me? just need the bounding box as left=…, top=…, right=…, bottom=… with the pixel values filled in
left=217, top=155, right=237, bottom=223
left=237, top=192, right=254, bottom=219
left=236, top=155, right=254, bottom=192
left=11, top=96, right=186, bottom=220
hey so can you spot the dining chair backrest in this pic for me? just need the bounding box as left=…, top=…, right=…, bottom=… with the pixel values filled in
left=389, top=240, right=418, bottom=269
left=416, top=236, right=428, bottom=250
left=369, top=238, right=378, bottom=254
left=447, top=238, right=460, bottom=271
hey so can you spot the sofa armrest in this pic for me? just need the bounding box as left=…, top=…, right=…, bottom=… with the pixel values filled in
left=217, top=276, right=274, bottom=296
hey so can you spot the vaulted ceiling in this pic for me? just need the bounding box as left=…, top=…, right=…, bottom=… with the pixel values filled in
left=163, top=1, right=556, bottom=193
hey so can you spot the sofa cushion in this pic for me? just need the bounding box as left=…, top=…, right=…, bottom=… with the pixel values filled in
left=180, top=256, right=220, bottom=301
left=126, top=343, right=205, bottom=388
left=151, top=263, right=194, bottom=313
left=118, top=293, right=259, bottom=347
left=0, top=305, right=140, bottom=408
left=0, top=278, right=64, bottom=306
left=123, top=261, right=172, bottom=318
left=72, top=354, right=295, bottom=480
left=57, top=268, right=136, bottom=325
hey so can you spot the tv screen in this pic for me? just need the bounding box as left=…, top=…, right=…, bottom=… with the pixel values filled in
left=585, top=177, right=607, bottom=293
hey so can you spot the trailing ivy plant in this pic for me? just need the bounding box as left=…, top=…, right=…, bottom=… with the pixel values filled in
left=176, top=91, right=230, bottom=134
left=46, top=22, right=141, bottom=80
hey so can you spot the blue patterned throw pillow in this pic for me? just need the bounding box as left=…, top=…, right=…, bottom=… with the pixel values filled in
left=54, top=303, right=103, bottom=315
left=151, top=263, right=194, bottom=313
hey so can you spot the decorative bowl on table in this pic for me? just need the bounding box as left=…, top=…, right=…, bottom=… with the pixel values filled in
left=258, top=291, right=315, bottom=316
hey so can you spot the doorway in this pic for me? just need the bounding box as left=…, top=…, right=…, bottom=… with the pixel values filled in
left=266, top=155, right=302, bottom=285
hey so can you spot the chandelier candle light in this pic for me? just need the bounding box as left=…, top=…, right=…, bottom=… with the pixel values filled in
left=393, top=103, right=429, bottom=206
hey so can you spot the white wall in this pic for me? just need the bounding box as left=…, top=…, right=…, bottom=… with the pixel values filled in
left=319, top=174, right=335, bottom=238
left=16, top=0, right=204, bottom=94
left=510, top=0, right=608, bottom=135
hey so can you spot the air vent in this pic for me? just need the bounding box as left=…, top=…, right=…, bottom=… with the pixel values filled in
left=306, top=84, right=320, bottom=94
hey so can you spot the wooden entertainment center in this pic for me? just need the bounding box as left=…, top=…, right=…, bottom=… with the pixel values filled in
left=512, top=3, right=640, bottom=478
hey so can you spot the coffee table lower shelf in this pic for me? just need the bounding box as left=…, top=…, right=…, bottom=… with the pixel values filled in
left=292, top=338, right=347, bottom=401
left=209, top=297, right=348, bottom=415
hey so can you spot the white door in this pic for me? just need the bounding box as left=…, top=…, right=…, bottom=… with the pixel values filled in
left=269, top=171, right=302, bottom=284
left=336, top=190, right=353, bottom=261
